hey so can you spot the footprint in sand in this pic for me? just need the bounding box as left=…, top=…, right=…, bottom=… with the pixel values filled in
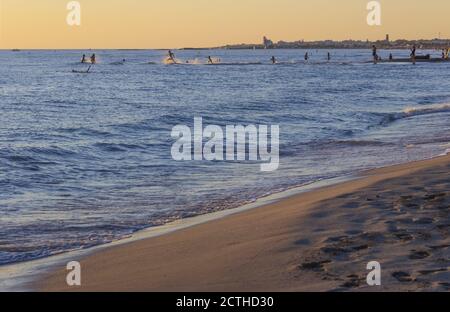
left=294, top=238, right=311, bottom=246
left=392, top=271, right=414, bottom=282
left=320, top=242, right=369, bottom=256
left=418, top=268, right=447, bottom=275
left=392, top=231, right=414, bottom=242
left=436, top=223, right=450, bottom=237
left=343, top=202, right=360, bottom=209
left=394, top=218, right=414, bottom=225
left=409, top=250, right=431, bottom=260
left=439, top=282, right=450, bottom=290
left=299, top=260, right=331, bottom=272
left=412, top=217, right=435, bottom=224
left=340, top=274, right=365, bottom=289
left=423, top=193, right=446, bottom=201
left=428, top=244, right=450, bottom=250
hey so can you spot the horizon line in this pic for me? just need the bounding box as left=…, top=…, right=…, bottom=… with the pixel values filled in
left=2, top=37, right=450, bottom=51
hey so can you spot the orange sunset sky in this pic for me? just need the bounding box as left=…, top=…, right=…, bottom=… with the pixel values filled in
left=0, top=0, right=449, bottom=49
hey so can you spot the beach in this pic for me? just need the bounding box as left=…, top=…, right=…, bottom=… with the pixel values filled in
left=34, top=154, right=450, bottom=292
left=3, top=0, right=450, bottom=299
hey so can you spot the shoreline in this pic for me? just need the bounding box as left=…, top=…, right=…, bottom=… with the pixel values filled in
left=26, top=153, right=450, bottom=292
left=0, top=172, right=359, bottom=291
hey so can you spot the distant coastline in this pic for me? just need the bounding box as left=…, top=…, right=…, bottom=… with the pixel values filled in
left=183, top=37, right=450, bottom=51
left=4, top=38, right=450, bottom=51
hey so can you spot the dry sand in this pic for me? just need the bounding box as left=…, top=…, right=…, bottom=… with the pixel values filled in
left=35, top=155, right=450, bottom=291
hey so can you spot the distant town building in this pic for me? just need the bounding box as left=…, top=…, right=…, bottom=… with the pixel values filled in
left=386, top=34, right=390, bottom=42
left=263, top=36, right=274, bottom=49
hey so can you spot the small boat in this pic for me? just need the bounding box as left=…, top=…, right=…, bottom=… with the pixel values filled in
left=72, top=65, right=92, bottom=74
left=415, top=55, right=431, bottom=60
left=379, top=58, right=449, bottom=63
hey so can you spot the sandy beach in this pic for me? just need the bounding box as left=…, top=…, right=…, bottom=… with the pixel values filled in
left=34, top=155, right=450, bottom=292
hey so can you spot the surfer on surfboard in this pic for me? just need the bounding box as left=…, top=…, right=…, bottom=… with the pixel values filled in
left=81, top=54, right=87, bottom=63
left=271, top=56, right=276, bottom=64
left=90, top=54, right=97, bottom=64
left=167, top=50, right=176, bottom=64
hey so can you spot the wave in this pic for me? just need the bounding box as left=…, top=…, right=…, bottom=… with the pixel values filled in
left=403, top=103, right=450, bottom=116
left=278, top=139, right=391, bottom=157
left=109, top=61, right=126, bottom=65
left=164, top=60, right=264, bottom=66
left=57, top=126, right=113, bottom=137
left=93, top=142, right=146, bottom=152
left=1, top=155, right=37, bottom=163
left=0, top=146, right=77, bottom=163
left=205, top=62, right=263, bottom=66
left=326, top=140, right=389, bottom=147
left=27, top=146, right=77, bottom=157
left=378, top=103, right=450, bottom=126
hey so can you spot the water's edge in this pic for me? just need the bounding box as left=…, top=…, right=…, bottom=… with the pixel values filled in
left=1, top=151, right=448, bottom=292
left=0, top=173, right=360, bottom=291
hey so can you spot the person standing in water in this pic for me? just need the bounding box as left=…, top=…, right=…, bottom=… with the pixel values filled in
left=90, top=54, right=96, bottom=64
left=372, top=45, right=378, bottom=64
left=327, top=52, right=331, bottom=61
left=410, top=45, right=416, bottom=65
left=271, top=56, right=276, bottom=64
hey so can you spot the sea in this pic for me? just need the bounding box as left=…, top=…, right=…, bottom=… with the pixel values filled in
left=0, top=49, right=449, bottom=266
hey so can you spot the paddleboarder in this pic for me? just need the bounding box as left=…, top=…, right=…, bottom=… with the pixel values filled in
left=372, top=45, right=378, bottom=64
left=410, top=45, right=416, bottom=65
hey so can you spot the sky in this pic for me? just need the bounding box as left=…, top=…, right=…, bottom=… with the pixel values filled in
left=1, top=0, right=449, bottom=49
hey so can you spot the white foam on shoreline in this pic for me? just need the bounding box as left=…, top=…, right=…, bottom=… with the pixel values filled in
left=403, top=103, right=450, bottom=116
left=439, top=148, right=450, bottom=156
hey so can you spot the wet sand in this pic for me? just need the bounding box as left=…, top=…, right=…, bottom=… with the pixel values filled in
left=35, top=155, right=450, bottom=291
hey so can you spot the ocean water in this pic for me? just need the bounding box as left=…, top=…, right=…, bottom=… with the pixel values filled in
left=0, top=49, right=450, bottom=265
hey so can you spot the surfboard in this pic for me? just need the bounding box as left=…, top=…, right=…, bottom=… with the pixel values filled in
left=72, top=65, right=92, bottom=74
